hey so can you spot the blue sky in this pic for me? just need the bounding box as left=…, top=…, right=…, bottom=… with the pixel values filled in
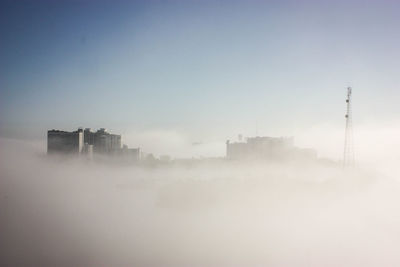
left=1, top=0, right=400, bottom=155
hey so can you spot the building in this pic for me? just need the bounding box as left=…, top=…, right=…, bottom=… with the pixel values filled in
left=47, top=128, right=130, bottom=158
left=47, top=128, right=84, bottom=154
left=226, top=136, right=316, bottom=161
left=84, top=128, right=121, bottom=154
left=82, top=143, right=94, bottom=160
left=122, top=145, right=141, bottom=161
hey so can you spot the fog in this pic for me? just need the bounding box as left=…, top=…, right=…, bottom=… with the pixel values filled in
left=1, top=137, right=400, bottom=266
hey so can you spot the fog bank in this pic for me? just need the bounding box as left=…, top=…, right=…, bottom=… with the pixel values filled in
left=1, top=138, right=399, bottom=266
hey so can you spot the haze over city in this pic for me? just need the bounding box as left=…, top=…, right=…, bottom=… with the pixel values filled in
left=1, top=0, right=400, bottom=266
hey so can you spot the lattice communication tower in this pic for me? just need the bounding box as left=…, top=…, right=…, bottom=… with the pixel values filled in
left=343, top=87, right=355, bottom=168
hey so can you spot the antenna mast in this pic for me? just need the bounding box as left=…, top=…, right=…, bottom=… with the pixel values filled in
left=343, top=87, right=355, bottom=168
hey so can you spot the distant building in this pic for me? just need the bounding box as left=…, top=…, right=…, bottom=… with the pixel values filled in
left=82, top=143, right=94, bottom=160
left=226, top=136, right=316, bottom=161
left=47, top=128, right=138, bottom=160
left=48, top=128, right=84, bottom=154
left=122, top=145, right=141, bottom=161
left=84, top=128, right=95, bottom=146
left=84, top=128, right=121, bottom=154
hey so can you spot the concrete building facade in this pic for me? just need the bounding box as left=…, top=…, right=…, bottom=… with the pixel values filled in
left=47, top=128, right=138, bottom=159
left=83, top=128, right=121, bottom=154
left=47, top=128, right=84, bottom=154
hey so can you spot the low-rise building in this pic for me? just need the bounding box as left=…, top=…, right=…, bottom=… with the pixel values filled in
left=226, top=136, right=316, bottom=161
left=122, top=145, right=141, bottom=161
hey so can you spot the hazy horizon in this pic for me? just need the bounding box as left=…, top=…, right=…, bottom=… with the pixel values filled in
left=1, top=0, right=400, bottom=163
left=1, top=1, right=400, bottom=266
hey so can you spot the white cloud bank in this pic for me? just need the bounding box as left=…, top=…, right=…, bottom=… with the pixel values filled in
left=1, top=137, right=400, bottom=266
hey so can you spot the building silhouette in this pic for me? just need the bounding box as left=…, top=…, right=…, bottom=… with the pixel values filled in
left=47, top=128, right=84, bottom=154
left=48, top=128, right=140, bottom=161
left=83, top=128, right=121, bottom=154
left=121, top=145, right=141, bottom=161
left=48, top=128, right=316, bottom=164
left=226, top=136, right=316, bottom=161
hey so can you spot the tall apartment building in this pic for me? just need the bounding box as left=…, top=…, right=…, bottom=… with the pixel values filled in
left=47, top=128, right=84, bottom=154
left=84, top=128, right=121, bottom=154
left=48, top=128, right=123, bottom=156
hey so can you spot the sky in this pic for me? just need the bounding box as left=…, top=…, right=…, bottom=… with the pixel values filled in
left=1, top=0, right=400, bottom=159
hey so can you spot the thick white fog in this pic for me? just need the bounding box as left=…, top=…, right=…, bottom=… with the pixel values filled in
left=1, top=137, right=400, bottom=266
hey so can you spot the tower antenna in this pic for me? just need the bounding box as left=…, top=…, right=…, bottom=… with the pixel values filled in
left=343, top=87, right=355, bottom=168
